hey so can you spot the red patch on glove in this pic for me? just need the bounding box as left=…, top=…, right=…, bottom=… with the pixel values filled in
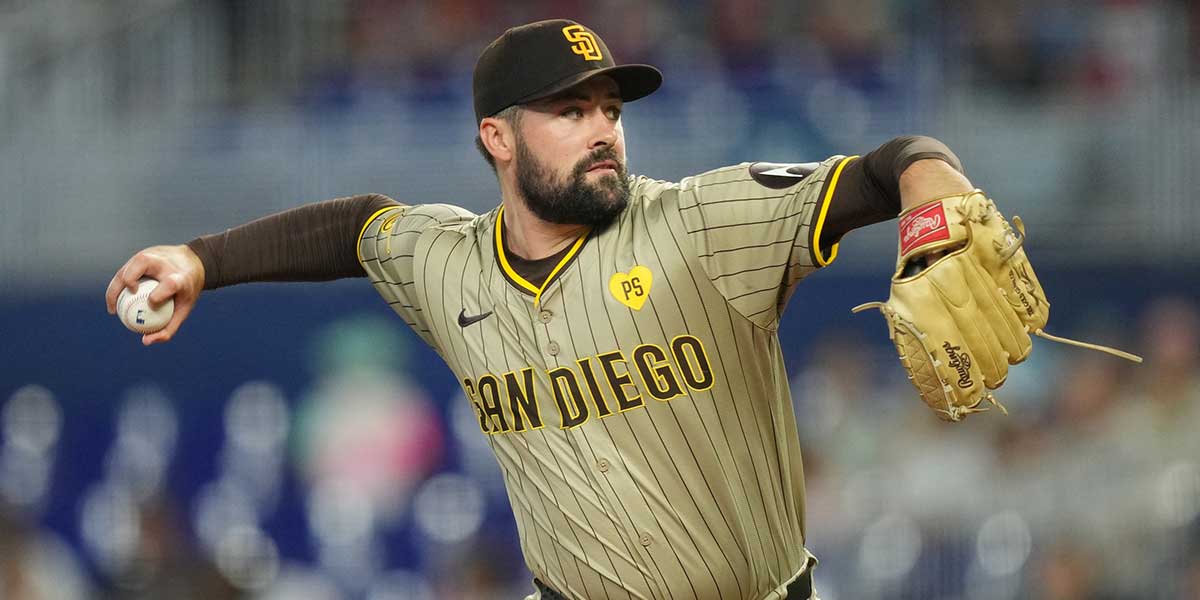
left=900, top=202, right=950, bottom=256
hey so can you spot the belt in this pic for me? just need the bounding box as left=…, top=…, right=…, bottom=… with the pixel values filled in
left=534, top=564, right=815, bottom=599
left=783, top=563, right=813, bottom=599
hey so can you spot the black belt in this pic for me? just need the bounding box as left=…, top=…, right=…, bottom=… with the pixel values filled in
left=784, top=564, right=813, bottom=598
left=534, top=565, right=814, bottom=599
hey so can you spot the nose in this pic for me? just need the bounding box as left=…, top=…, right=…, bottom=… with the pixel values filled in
left=588, top=111, right=618, bottom=150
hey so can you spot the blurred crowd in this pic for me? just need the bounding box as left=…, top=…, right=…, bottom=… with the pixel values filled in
left=280, top=0, right=1199, bottom=107
left=794, top=295, right=1200, bottom=599
left=15, top=0, right=1193, bottom=112
left=7, top=0, right=1190, bottom=118
left=1, top=294, right=1196, bottom=599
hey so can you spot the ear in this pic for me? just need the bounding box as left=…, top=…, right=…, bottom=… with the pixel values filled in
left=479, top=117, right=516, bottom=165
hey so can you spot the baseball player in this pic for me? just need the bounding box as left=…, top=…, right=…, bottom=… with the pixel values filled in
left=106, top=19, right=1137, bottom=600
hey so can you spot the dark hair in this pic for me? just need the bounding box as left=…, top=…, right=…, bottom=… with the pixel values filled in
left=475, top=105, right=522, bottom=173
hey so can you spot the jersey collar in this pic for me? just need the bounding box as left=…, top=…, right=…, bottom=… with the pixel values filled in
left=494, top=206, right=590, bottom=307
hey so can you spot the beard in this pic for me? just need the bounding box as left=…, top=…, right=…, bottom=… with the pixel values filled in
left=514, top=138, right=631, bottom=227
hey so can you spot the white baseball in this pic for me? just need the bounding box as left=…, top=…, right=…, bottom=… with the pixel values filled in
left=117, top=277, right=174, bottom=334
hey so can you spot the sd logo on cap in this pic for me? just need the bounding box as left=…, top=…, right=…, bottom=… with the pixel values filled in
left=472, top=19, right=663, bottom=124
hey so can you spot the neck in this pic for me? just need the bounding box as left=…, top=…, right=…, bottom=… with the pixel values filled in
left=500, top=193, right=588, bottom=260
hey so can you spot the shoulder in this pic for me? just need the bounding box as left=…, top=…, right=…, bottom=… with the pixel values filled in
left=400, top=203, right=479, bottom=229
left=387, top=203, right=484, bottom=242
left=627, top=174, right=677, bottom=200
left=624, top=165, right=756, bottom=198
left=361, top=203, right=488, bottom=261
left=624, top=165, right=759, bottom=217
left=622, top=175, right=684, bottom=225
left=679, top=163, right=755, bottom=192
left=622, top=167, right=762, bottom=220
left=628, top=163, right=807, bottom=207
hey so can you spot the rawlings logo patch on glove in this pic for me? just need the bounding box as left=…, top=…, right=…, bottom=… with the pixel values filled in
left=899, top=201, right=950, bottom=255
left=854, top=191, right=1141, bottom=422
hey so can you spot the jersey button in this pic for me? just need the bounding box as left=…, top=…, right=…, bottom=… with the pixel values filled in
left=538, top=310, right=553, bottom=323
left=639, top=532, right=653, bottom=547
left=596, top=458, right=609, bottom=472
left=546, top=341, right=560, bottom=356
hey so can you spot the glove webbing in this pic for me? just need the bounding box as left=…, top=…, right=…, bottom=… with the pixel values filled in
left=999, top=215, right=1142, bottom=364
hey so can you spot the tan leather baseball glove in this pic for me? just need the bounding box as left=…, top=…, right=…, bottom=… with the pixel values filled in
left=853, top=191, right=1141, bottom=422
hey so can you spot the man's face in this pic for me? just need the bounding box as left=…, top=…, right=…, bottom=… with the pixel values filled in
left=511, top=76, right=630, bottom=227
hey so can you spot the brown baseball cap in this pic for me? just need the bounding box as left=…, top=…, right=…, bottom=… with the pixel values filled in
left=472, top=19, right=663, bottom=123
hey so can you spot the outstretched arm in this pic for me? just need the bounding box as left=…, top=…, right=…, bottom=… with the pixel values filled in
left=671, top=135, right=972, bottom=328
left=104, top=193, right=400, bottom=345
left=850, top=144, right=1141, bottom=421
left=818, top=135, right=971, bottom=249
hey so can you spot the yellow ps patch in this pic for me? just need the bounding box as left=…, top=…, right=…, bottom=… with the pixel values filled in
left=610, top=266, right=652, bottom=310
left=562, top=25, right=603, bottom=61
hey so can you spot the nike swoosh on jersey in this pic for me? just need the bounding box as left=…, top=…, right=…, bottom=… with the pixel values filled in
left=749, top=162, right=820, bottom=189
left=458, top=309, right=493, bottom=328
left=760, top=166, right=806, bottom=177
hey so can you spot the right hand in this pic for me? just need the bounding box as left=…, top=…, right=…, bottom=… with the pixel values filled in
left=106, top=244, right=205, bottom=346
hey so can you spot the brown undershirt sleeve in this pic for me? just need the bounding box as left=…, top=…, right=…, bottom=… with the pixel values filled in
left=186, top=193, right=401, bottom=290
left=819, top=136, right=962, bottom=248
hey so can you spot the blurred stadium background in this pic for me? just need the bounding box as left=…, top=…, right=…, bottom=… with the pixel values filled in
left=1, top=1, right=1198, bottom=598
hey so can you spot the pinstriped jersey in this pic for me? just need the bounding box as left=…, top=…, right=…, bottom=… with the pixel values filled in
left=357, top=155, right=853, bottom=600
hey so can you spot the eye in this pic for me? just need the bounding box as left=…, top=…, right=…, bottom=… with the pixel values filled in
left=561, top=107, right=583, bottom=119
left=606, top=106, right=622, bottom=120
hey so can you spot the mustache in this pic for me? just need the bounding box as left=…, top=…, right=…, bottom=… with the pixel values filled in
left=572, top=147, right=624, bottom=177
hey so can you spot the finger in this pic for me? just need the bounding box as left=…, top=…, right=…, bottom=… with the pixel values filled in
left=142, top=297, right=194, bottom=346
left=105, top=266, right=128, bottom=314
left=119, top=255, right=151, bottom=293
left=149, top=272, right=185, bottom=306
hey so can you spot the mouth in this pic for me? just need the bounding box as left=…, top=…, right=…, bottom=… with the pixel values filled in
left=586, top=160, right=619, bottom=174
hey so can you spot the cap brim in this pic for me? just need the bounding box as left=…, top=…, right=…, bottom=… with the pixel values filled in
left=514, top=64, right=663, bottom=106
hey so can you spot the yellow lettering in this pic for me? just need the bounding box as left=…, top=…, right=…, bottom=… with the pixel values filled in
left=576, top=357, right=614, bottom=418
left=463, top=377, right=489, bottom=434
left=597, top=350, right=643, bottom=411
left=548, top=367, right=589, bottom=429
left=671, top=335, right=714, bottom=391
left=477, top=374, right=511, bottom=433
left=632, top=344, right=685, bottom=401
left=503, top=368, right=543, bottom=432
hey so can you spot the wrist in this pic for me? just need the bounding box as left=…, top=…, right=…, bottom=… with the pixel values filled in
left=181, top=241, right=209, bottom=290
left=899, top=159, right=973, bottom=212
